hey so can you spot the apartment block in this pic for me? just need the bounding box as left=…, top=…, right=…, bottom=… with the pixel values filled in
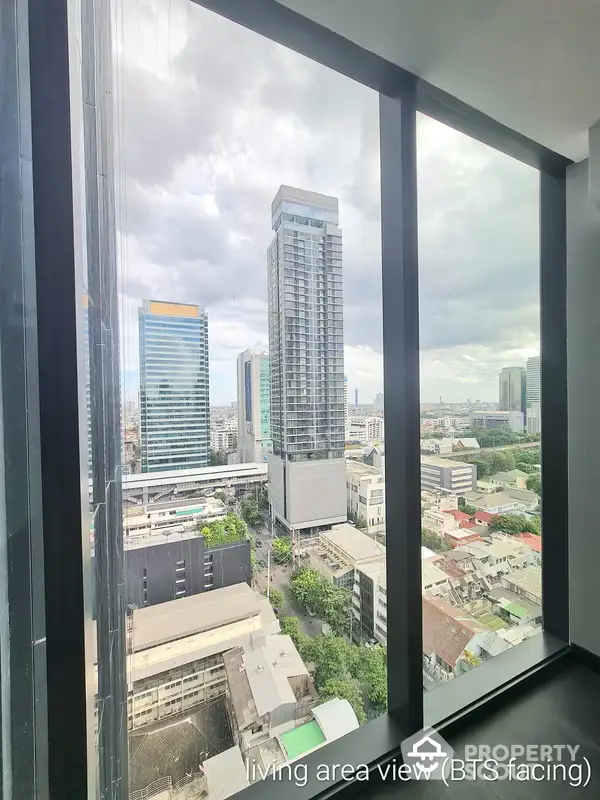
left=345, top=460, right=386, bottom=535
left=420, top=456, right=477, bottom=494
left=267, top=186, right=347, bottom=533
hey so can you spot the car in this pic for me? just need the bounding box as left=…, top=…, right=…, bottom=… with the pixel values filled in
left=365, top=638, right=378, bottom=649
left=256, top=541, right=263, bottom=548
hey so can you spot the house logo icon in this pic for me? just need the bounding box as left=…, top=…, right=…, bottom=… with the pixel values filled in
left=401, top=727, right=453, bottom=780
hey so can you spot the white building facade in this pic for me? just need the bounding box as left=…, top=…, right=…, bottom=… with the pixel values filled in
left=267, top=186, right=347, bottom=533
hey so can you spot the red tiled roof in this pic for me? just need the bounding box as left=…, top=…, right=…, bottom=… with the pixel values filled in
left=422, top=596, right=485, bottom=668
left=443, top=510, right=471, bottom=522
left=515, top=533, right=542, bottom=553
left=458, top=521, right=478, bottom=529
left=473, top=511, right=496, bottom=523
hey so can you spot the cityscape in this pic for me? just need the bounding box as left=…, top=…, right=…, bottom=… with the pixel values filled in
left=109, top=186, right=542, bottom=798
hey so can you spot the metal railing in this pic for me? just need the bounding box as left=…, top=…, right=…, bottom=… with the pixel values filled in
left=129, top=776, right=172, bottom=800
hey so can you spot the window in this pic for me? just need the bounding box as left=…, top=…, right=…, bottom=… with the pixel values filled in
left=417, top=113, right=542, bottom=693
left=18, top=0, right=567, bottom=794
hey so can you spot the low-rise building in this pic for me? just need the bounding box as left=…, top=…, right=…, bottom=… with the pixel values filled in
left=243, top=698, right=359, bottom=779
left=223, top=634, right=317, bottom=752
left=444, top=526, right=482, bottom=548
left=484, top=469, right=530, bottom=491
left=421, top=490, right=458, bottom=512
left=462, top=488, right=538, bottom=515
left=421, top=456, right=477, bottom=494
left=421, top=508, right=461, bottom=537
left=461, top=536, right=533, bottom=583
left=470, top=410, right=524, bottom=432
left=307, top=523, right=386, bottom=589
left=121, top=498, right=228, bottom=539
left=501, top=565, right=542, bottom=605
left=422, top=596, right=509, bottom=683
left=94, top=584, right=280, bottom=733
left=422, top=559, right=451, bottom=596
left=346, top=460, right=386, bottom=535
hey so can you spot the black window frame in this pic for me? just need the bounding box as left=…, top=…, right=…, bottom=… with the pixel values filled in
left=23, top=0, right=570, bottom=797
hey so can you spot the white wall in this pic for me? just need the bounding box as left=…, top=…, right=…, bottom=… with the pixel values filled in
left=567, top=158, right=600, bottom=655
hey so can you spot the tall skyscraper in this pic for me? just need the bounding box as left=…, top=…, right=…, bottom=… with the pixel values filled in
left=373, top=392, right=384, bottom=414
left=344, top=375, right=349, bottom=440
left=499, top=366, right=526, bottom=414
left=267, top=186, right=347, bottom=534
left=139, top=300, right=209, bottom=472
left=526, top=355, right=541, bottom=434
left=237, top=349, right=271, bottom=463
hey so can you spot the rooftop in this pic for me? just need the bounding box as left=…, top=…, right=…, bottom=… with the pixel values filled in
left=445, top=528, right=481, bottom=541
left=462, top=536, right=528, bottom=561
left=462, top=490, right=517, bottom=511
left=243, top=634, right=308, bottom=718
left=490, top=469, right=529, bottom=481
left=514, top=533, right=542, bottom=553
left=422, top=560, right=450, bottom=588
left=321, top=524, right=386, bottom=564
left=345, top=460, right=383, bottom=479
left=281, top=720, right=325, bottom=761
left=473, top=511, right=497, bottom=523
left=202, top=746, right=249, bottom=800
left=487, top=586, right=542, bottom=620
left=504, top=566, right=542, bottom=600
left=422, top=596, right=486, bottom=668
left=93, top=584, right=278, bottom=686
left=443, top=510, right=472, bottom=522
left=311, top=698, right=360, bottom=743
left=422, top=455, right=475, bottom=470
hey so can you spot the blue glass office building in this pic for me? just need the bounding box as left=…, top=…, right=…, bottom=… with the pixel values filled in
left=139, top=300, right=210, bottom=472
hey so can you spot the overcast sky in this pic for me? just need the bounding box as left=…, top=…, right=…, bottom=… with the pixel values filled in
left=116, top=0, right=540, bottom=407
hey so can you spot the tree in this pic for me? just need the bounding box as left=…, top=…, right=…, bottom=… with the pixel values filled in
left=458, top=499, right=477, bottom=515
left=264, top=587, right=284, bottom=608
left=289, top=568, right=349, bottom=633
left=489, top=513, right=540, bottom=535
left=526, top=473, right=541, bottom=496
left=200, top=512, right=249, bottom=548
left=272, top=536, right=293, bottom=565
left=421, top=529, right=452, bottom=553
left=240, top=498, right=263, bottom=527
left=278, top=616, right=309, bottom=654
left=301, top=634, right=358, bottom=687
left=352, top=645, right=387, bottom=717
left=319, top=678, right=366, bottom=724
left=214, top=490, right=228, bottom=504
left=515, top=462, right=535, bottom=474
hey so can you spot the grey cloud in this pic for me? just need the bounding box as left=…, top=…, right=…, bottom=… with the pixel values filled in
left=119, top=2, right=540, bottom=401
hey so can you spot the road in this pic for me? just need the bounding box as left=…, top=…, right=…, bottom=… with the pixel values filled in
left=435, top=441, right=540, bottom=458
left=251, top=526, right=322, bottom=637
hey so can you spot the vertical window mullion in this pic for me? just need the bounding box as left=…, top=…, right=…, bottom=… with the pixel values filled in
left=380, top=86, right=423, bottom=734
left=539, top=169, right=569, bottom=641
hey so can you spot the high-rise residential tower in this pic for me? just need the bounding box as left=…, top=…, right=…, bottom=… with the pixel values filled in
left=526, top=355, right=541, bottom=434
left=267, top=186, right=347, bottom=534
left=237, top=349, right=271, bottom=463
left=139, top=300, right=210, bottom=472
left=499, top=366, right=526, bottom=414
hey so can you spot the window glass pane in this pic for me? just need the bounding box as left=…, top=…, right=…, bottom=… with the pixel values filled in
left=417, top=114, right=542, bottom=693
left=109, top=2, right=385, bottom=796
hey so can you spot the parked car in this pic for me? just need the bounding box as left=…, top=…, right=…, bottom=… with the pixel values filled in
left=256, top=540, right=263, bottom=548
left=365, top=638, right=378, bottom=649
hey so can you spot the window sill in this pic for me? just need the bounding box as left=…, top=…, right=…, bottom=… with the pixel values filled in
left=424, top=631, right=568, bottom=728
